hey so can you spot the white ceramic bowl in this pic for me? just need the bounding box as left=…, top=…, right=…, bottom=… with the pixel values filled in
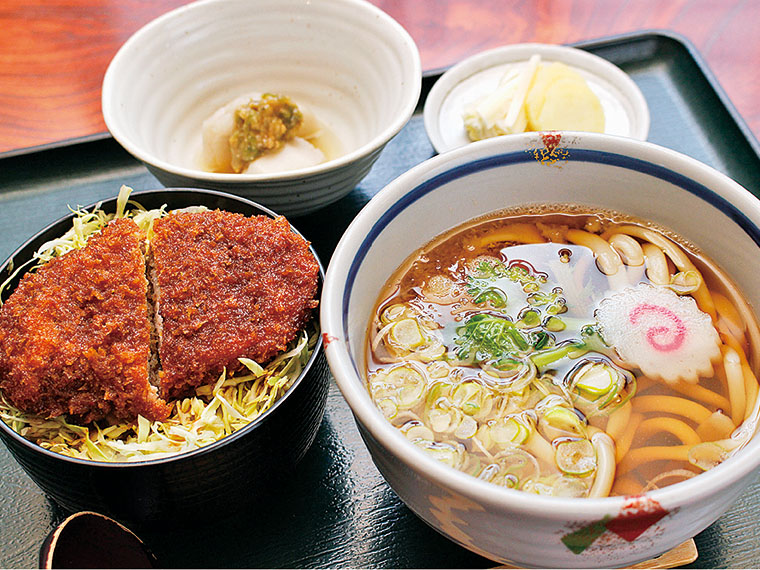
left=102, top=0, right=421, bottom=217
left=321, top=132, right=760, bottom=568
left=424, top=43, right=650, bottom=154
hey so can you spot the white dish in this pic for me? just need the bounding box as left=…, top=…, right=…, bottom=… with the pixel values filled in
left=102, top=0, right=421, bottom=217
left=424, top=43, right=650, bottom=154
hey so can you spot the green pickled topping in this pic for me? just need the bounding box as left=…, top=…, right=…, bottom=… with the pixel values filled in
left=229, top=93, right=303, bottom=172
left=556, top=439, right=596, bottom=476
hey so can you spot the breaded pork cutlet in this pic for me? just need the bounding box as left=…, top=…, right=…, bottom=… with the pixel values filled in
left=0, top=218, right=171, bottom=423
left=149, top=210, right=319, bottom=400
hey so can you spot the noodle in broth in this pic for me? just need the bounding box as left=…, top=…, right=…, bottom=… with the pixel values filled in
left=364, top=207, right=760, bottom=498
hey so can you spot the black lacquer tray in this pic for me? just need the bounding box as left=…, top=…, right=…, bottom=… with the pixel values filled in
left=1, top=31, right=760, bottom=569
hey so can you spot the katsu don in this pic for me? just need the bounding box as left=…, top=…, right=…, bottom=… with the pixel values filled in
left=0, top=218, right=170, bottom=423
left=0, top=210, right=319, bottom=423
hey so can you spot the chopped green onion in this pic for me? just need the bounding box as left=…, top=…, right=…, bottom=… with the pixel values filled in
left=541, top=406, right=586, bottom=437
left=386, top=366, right=426, bottom=409
left=530, top=342, right=586, bottom=369
left=517, top=308, right=541, bottom=328
left=669, top=270, right=702, bottom=294
left=401, top=421, right=434, bottom=442
left=488, top=417, right=531, bottom=446
left=451, top=381, right=491, bottom=417
left=389, top=318, right=426, bottom=349
left=549, top=475, right=589, bottom=497
left=556, top=439, right=596, bottom=476
left=413, top=439, right=466, bottom=469
left=478, top=447, right=540, bottom=489
left=544, top=316, right=566, bottom=332
left=473, top=286, right=508, bottom=308
left=572, top=361, right=617, bottom=400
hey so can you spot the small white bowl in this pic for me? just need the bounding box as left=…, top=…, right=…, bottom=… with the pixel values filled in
left=321, top=132, right=760, bottom=568
left=102, top=0, right=421, bottom=216
left=424, top=43, right=650, bottom=154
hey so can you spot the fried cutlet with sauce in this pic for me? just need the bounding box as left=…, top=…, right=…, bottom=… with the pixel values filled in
left=0, top=218, right=171, bottom=423
left=149, top=210, right=319, bottom=400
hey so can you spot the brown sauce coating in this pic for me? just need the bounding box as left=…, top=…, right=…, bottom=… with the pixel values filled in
left=0, top=218, right=170, bottom=423
left=150, top=211, right=319, bottom=400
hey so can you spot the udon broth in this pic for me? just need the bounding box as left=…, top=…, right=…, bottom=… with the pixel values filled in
left=364, top=206, right=760, bottom=498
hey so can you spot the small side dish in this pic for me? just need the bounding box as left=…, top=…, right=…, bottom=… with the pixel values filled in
left=424, top=43, right=649, bottom=154
left=0, top=186, right=320, bottom=461
left=463, top=55, right=605, bottom=141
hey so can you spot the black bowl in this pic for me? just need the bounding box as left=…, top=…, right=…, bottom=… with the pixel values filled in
left=0, top=188, right=329, bottom=527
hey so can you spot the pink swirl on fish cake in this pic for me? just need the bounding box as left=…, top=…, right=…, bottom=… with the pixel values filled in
left=628, top=303, right=686, bottom=352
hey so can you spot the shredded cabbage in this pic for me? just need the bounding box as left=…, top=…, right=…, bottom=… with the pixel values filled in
left=0, top=185, right=318, bottom=462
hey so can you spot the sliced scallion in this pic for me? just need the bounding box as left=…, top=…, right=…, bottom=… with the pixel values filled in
left=572, top=362, right=617, bottom=400
left=389, top=318, right=425, bottom=350
left=541, top=406, right=586, bottom=436
left=556, top=439, right=596, bottom=477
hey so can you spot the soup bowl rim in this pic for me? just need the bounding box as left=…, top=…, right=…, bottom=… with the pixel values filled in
left=321, top=130, right=760, bottom=518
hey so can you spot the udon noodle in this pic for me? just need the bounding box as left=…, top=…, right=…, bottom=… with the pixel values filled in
left=364, top=207, right=760, bottom=498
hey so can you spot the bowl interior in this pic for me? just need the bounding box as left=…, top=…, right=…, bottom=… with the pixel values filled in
left=102, top=0, right=420, bottom=178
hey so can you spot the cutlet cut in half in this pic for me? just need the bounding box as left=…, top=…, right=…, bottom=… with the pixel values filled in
left=149, top=211, right=320, bottom=400
left=0, top=218, right=171, bottom=424
left=0, top=208, right=320, bottom=425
